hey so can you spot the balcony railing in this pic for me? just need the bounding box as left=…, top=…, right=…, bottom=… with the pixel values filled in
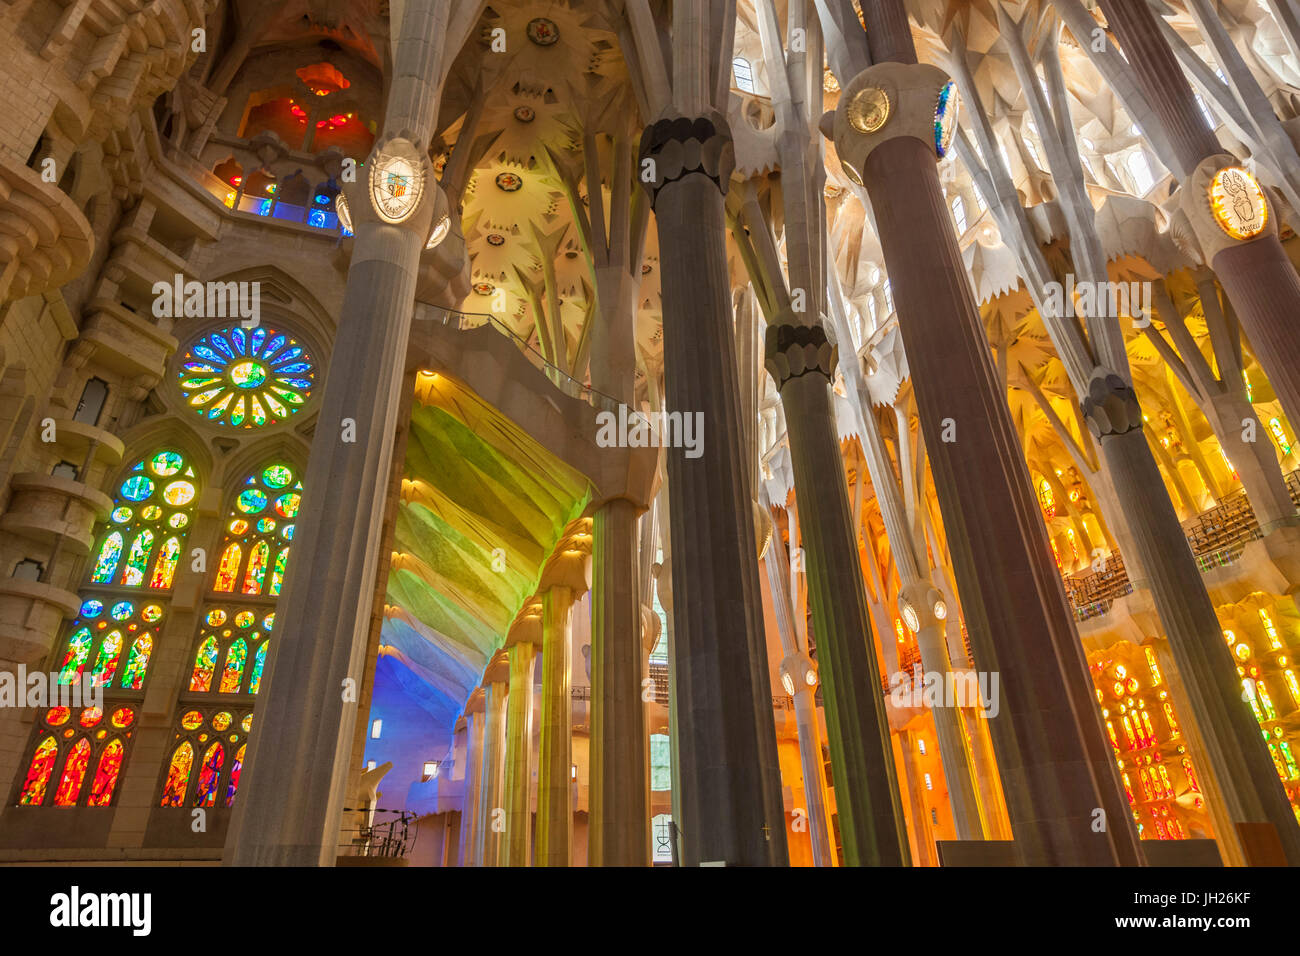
left=337, top=807, right=416, bottom=860
left=1060, top=469, right=1299, bottom=622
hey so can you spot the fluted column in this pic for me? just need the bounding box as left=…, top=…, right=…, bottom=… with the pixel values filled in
left=831, top=13, right=1139, bottom=863
left=458, top=708, right=484, bottom=867
left=223, top=0, right=444, bottom=867
left=504, top=641, right=537, bottom=866
left=639, top=113, right=787, bottom=866
left=590, top=497, right=649, bottom=865
left=1101, top=0, right=1300, bottom=425
left=536, top=585, right=574, bottom=866
left=474, top=679, right=508, bottom=866
left=765, top=324, right=909, bottom=866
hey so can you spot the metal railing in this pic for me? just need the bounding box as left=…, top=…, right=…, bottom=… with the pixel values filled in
left=1060, top=467, right=1300, bottom=622
left=337, top=807, right=416, bottom=859
left=414, top=304, right=650, bottom=426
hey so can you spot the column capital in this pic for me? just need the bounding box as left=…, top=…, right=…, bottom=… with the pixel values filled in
left=763, top=320, right=836, bottom=388
left=1081, top=371, right=1144, bottom=439
left=637, top=110, right=735, bottom=204
left=820, top=61, right=954, bottom=186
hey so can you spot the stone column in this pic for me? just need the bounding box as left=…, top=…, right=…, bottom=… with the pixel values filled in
left=1086, top=373, right=1300, bottom=863
left=223, top=0, right=444, bottom=866
left=897, top=730, right=936, bottom=867
left=828, top=29, right=1139, bottom=864
left=639, top=113, right=788, bottom=866
left=504, top=641, right=537, bottom=866
left=457, top=706, right=484, bottom=867
left=536, top=585, right=574, bottom=866
left=1101, top=0, right=1300, bottom=425
left=764, top=320, right=911, bottom=866
left=779, top=652, right=835, bottom=867
left=475, top=678, right=508, bottom=866
left=590, top=497, right=650, bottom=865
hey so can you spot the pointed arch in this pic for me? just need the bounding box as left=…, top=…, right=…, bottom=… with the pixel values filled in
left=18, top=736, right=59, bottom=805
left=88, top=739, right=125, bottom=806
left=160, top=741, right=194, bottom=807
left=54, top=738, right=91, bottom=805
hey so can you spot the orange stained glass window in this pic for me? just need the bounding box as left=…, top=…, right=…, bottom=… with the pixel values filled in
left=18, top=737, right=59, bottom=805
left=87, top=739, right=125, bottom=806
left=54, top=738, right=92, bottom=806
left=190, top=635, right=218, bottom=692
left=161, top=742, right=194, bottom=807
left=214, top=543, right=242, bottom=592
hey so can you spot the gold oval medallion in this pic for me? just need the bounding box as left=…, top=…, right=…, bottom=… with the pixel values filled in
left=847, top=86, right=891, bottom=134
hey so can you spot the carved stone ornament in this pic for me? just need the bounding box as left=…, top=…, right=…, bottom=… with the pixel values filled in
left=764, top=319, right=837, bottom=388
left=637, top=110, right=736, bottom=203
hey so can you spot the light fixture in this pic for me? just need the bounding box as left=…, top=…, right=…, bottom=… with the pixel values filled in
left=781, top=672, right=795, bottom=696
left=426, top=213, right=450, bottom=249
left=804, top=668, right=817, bottom=687
left=1208, top=165, right=1268, bottom=239
left=335, top=192, right=353, bottom=234
left=932, top=598, right=947, bottom=621
left=571, top=764, right=577, bottom=780
left=370, top=139, right=426, bottom=224
left=901, top=602, right=920, bottom=633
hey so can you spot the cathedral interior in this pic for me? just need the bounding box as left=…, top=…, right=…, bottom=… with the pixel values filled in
left=2, top=0, right=1300, bottom=869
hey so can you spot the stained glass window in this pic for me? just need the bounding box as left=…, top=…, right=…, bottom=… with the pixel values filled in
left=17, top=737, right=58, bottom=805
left=158, top=709, right=252, bottom=809
left=161, top=742, right=194, bottom=807
left=23, top=449, right=200, bottom=810
left=160, top=462, right=299, bottom=809
left=14, top=708, right=135, bottom=808
left=177, top=327, right=315, bottom=429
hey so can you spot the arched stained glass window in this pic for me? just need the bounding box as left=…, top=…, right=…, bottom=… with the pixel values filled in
left=159, top=710, right=251, bottom=809
left=17, top=737, right=58, bottom=805
left=194, top=742, right=225, bottom=807
left=21, top=448, right=199, bottom=810
left=161, top=741, right=194, bottom=808
left=14, top=708, right=138, bottom=808
left=161, top=463, right=298, bottom=808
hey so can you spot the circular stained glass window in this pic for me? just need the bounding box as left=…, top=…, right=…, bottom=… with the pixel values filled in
left=111, top=707, right=135, bottom=729
left=263, top=614, right=275, bottom=631
left=110, top=601, right=134, bottom=621
left=163, top=481, right=196, bottom=506
left=169, top=512, right=189, bottom=529
left=81, top=599, right=104, bottom=618
left=235, top=611, right=255, bottom=628
left=281, top=525, right=295, bottom=540
left=120, top=476, right=154, bottom=501
left=178, top=326, right=315, bottom=429
left=213, top=712, right=232, bottom=732
left=181, top=711, right=204, bottom=730
left=238, top=489, right=268, bottom=513
left=142, top=605, right=162, bottom=623
left=46, top=707, right=71, bottom=726
left=263, top=465, right=293, bottom=488
left=141, top=506, right=162, bottom=521
left=80, top=707, right=103, bottom=728
left=274, top=493, right=301, bottom=518
left=111, top=507, right=133, bottom=523
left=207, top=610, right=227, bottom=626
left=151, top=451, right=184, bottom=476
left=241, top=714, right=253, bottom=733
left=256, top=518, right=276, bottom=533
